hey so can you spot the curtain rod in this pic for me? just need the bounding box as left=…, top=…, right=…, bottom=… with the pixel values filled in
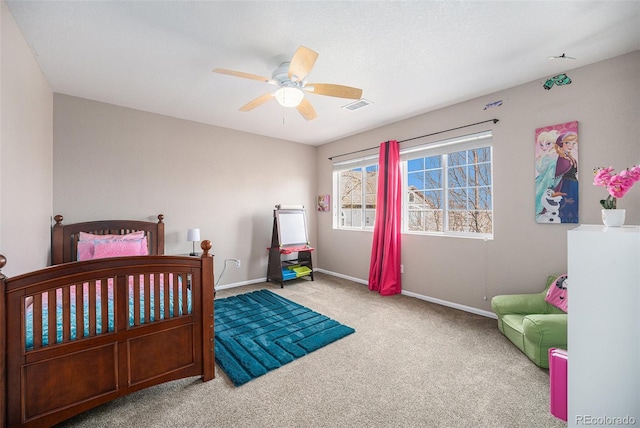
left=328, top=118, right=499, bottom=160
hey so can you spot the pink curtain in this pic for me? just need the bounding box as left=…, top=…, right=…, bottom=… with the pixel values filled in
left=368, top=140, right=402, bottom=296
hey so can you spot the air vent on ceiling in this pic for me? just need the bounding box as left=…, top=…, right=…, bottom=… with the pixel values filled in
left=341, top=99, right=373, bottom=111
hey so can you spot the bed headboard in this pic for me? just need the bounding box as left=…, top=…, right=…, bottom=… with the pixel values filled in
left=51, top=214, right=165, bottom=265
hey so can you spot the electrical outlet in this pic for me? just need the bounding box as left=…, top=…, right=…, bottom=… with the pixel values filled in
left=235, top=259, right=241, bottom=268
left=400, top=264, right=404, bottom=274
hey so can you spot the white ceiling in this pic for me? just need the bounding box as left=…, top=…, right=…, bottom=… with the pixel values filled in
left=6, top=1, right=640, bottom=146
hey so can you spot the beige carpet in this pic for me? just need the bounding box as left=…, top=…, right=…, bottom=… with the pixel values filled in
left=56, top=273, right=566, bottom=427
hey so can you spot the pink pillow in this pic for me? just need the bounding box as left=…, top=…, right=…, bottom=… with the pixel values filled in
left=545, top=274, right=568, bottom=313
left=77, top=240, right=96, bottom=261
left=139, top=236, right=149, bottom=255
left=78, top=236, right=148, bottom=260
left=93, top=238, right=146, bottom=259
left=79, top=230, right=145, bottom=241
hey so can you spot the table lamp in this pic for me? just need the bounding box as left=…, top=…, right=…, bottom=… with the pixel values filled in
left=187, top=228, right=200, bottom=256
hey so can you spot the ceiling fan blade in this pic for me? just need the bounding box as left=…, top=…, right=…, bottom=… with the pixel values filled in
left=213, top=68, right=270, bottom=83
left=296, top=98, right=318, bottom=121
left=239, top=93, right=273, bottom=111
left=288, top=46, right=319, bottom=82
left=305, top=83, right=363, bottom=100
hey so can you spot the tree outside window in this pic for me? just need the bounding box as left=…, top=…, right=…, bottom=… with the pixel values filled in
left=337, top=165, right=378, bottom=229
left=406, top=146, right=492, bottom=236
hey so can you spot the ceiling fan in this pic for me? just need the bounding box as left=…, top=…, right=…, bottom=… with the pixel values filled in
left=213, top=46, right=363, bottom=121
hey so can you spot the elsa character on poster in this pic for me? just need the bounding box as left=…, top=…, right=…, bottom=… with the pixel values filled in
left=535, top=130, right=559, bottom=219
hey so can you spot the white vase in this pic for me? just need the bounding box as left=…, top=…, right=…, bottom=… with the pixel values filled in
left=601, top=209, right=626, bottom=227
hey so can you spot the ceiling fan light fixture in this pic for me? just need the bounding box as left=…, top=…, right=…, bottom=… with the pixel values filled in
left=274, top=87, right=304, bottom=107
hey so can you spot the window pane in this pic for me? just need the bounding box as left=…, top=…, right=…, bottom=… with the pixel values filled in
left=408, top=171, right=425, bottom=189
left=425, top=170, right=442, bottom=188
left=408, top=209, right=443, bottom=232
left=351, top=210, right=362, bottom=227
left=365, top=190, right=376, bottom=203
left=365, top=166, right=378, bottom=225
left=340, top=169, right=361, bottom=207
left=424, top=156, right=441, bottom=169
left=469, top=147, right=491, bottom=163
left=408, top=190, right=424, bottom=207
left=448, top=211, right=467, bottom=232
left=448, top=188, right=467, bottom=210
left=407, top=209, right=425, bottom=231
left=470, top=163, right=491, bottom=186
left=448, top=151, right=466, bottom=166
left=470, top=186, right=492, bottom=210
left=365, top=209, right=376, bottom=227
left=427, top=210, right=443, bottom=232
left=448, top=166, right=468, bottom=188
left=339, top=168, right=361, bottom=227
left=468, top=210, right=492, bottom=233
left=424, top=190, right=442, bottom=209
left=408, top=158, right=424, bottom=171
left=365, top=167, right=378, bottom=194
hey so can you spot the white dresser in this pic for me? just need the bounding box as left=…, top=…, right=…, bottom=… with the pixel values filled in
left=567, top=225, right=639, bottom=427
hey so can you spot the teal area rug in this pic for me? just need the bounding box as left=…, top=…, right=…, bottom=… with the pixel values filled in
left=214, top=289, right=355, bottom=386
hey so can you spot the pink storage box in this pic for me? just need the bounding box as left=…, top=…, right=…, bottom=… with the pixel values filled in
left=549, top=348, right=568, bottom=422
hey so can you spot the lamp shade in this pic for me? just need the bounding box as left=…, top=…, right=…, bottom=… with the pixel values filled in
left=274, top=87, right=304, bottom=107
left=187, top=228, right=200, bottom=242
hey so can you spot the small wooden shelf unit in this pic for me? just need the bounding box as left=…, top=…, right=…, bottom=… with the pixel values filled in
left=266, top=207, right=314, bottom=287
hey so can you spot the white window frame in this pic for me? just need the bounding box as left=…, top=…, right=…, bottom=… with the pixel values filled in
left=400, top=131, right=493, bottom=239
left=332, top=154, right=379, bottom=231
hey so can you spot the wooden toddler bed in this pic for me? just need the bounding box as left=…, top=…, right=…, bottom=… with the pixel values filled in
left=0, top=215, right=215, bottom=427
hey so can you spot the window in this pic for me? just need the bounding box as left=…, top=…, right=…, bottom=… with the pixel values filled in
left=333, top=158, right=378, bottom=229
left=402, top=131, right=493, bottom=238
left=331, top=131, right=493, bottom=238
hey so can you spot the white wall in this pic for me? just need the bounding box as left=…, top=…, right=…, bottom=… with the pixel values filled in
left=53, top=94, right=318, bottom=287
left=316, top=51, right=640, bottom=313
left=0, top=1, right=53, bottom=277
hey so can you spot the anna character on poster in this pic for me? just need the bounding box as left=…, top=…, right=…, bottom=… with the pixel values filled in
left=553, top=132, right=579, bottom=223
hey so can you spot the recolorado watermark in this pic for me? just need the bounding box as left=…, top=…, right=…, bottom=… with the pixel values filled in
left=576, top=415, right=637, bottom=425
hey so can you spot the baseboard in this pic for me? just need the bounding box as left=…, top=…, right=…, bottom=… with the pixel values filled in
left=401, top=290, right=497, bottom=319
left=215, top=277, right=267, bottom=291
left=314, top=268, right=368, bottom=285
left=216, top=268, right=496, bottom=319
left=316, top=268, right=496, bottom=319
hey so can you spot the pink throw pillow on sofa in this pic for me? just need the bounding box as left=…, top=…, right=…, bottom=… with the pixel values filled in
left=545, top=274, right=568, bottom=313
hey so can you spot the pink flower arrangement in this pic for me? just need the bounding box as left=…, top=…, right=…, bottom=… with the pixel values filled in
left=593, top=165, right=640, bottom=209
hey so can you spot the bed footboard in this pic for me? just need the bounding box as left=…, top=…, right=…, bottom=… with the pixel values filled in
left=0, top=243, right=214, bottom=427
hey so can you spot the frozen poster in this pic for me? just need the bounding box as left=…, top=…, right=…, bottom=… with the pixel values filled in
left=534, top=121, right=579, bottom=223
